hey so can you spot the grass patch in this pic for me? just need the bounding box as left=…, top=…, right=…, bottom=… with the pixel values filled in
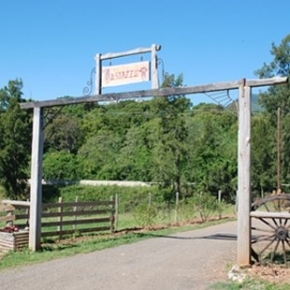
left=211, top=279, right=290, bottom=290
left=0, top=217, right=234, bottom=271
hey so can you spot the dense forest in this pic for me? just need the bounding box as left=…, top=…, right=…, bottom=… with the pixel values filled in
left=1, top=34, right=290, bottom=202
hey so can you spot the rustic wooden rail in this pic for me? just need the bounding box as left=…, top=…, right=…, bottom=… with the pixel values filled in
left=0, top=200, right=30, bottom=228
left=0, top=231, right=29, bottom=253
left=0, top=197, right=117, bottom=240
left=41, top=198, right=116, bottom=239
left=250, top=211, right=290, bottom=219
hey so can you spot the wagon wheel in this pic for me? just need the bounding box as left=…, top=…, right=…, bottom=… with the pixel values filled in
left=251, top=194, right=290, bottom=265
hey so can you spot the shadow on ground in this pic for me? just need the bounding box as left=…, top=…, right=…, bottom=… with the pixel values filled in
left=135, top=232, right=237, bottom=241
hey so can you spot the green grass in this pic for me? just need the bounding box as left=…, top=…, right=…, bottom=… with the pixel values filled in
left=0, top=217, right=233, bottom=271
left=210, top=279, right=290, bottom=290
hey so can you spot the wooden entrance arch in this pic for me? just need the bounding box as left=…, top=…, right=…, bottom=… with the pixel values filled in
left=20, top=76, right=288, bottom=266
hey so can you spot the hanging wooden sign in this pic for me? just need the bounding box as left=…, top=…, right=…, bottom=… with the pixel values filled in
left=102, top=61, right=150, bottom=87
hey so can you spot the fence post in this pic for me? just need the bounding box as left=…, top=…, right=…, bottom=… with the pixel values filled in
left=114, top=194, right=119, bottom=232
left=6, top=206, right=14, bottom=227
left=110, top=196, right=115, bottom=233
left=235, top=190, right=238, bottom=215
left=58, top=197, right=63, bottom=240
left=148, top=192, right=152, bottom=205
left=167, top=202, right=171, bottom=225
left=175, top=192, right=179, bottom=223
left=218, top=190, right=222, bottom=203
left=73, top=196, right=78, bottom=231
left=26, top=199, right=30, bottom=228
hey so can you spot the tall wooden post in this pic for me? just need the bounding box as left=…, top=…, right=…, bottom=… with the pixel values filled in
left=277, top=107, right=281, bottom=192
left=95, top=53, right=102, bottom=95
left=151, top=44, right=159, bottom=89
left=29, top=107, right=44, bottom=251
left=237, top=80, right=252, bottom=266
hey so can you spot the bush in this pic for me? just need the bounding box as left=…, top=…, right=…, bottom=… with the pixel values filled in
left=192, top=192, right=218, bottom=222
left=133, top=203, right=158, bottom=228
left=177, top=198, right=196, bottom=221
left=58, top=185, right=168, bottom=213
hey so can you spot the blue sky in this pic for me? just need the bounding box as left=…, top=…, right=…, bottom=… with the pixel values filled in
left=0, top=1, right=289, bottom=105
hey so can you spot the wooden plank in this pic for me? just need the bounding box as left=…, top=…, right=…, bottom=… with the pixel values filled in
left=95, top=53, right=101, bottom=94
left=19, top=81, right=240, bottom=109
left=0, top=244, right=13, bottom=251
left=43, top=200, right=114, bottom=208
left=42, top=217, right=111, bottom=227
left=114, top=194, right=119, bottom=231
left=13, top=223, right=27, bottom=228
left=15, top=239, right=29, bottom=243
left=14, top=232, right=29, bottom=237
left=19, top=77, right=288, bottom=109
left=0, top=231, right=28, bottom=251
left=73, top=196, right=78, bottom=231
left=246, top=76, right=288, bottom=87
left=102, top=61, right=150, bottom=88
left=2, top=200, right=30, bottom=208
left=0, top=215, right=16, bottom=222
left=0, top=204, right=15, bottom=211
left=237, top=83, right=252, bottom=266
left=41, top=226, right=111, bottom=237
left=57, top=197, right=63, bottom=239
left=42, top=209, right=110, bottom=218
left=29, top=107, right=44, bottom=251
left=151, top=44, right=159, bottom=89
left=15, top=213, right=29, bottom=220
left=250, top=211, right=290, bottom=219
left=0, top=233, right=14, bottom=242
left=100, top=45, right=157, bottom=60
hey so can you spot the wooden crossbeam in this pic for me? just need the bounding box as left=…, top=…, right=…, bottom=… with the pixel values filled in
left=20, top=77, right=288, bottom=109
left=250, top=211, right=290, bottom=219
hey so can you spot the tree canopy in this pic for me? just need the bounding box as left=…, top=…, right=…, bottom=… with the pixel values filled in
left=1, top=34, right=290, bottom=201
left=0, top=79, right=32, bottom=199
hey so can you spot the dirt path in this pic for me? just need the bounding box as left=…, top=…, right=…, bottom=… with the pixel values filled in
left=0, top=221, right=237, bottom=290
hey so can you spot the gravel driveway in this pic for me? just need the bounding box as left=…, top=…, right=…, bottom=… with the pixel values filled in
left=0, top=221, right=237, bottom=290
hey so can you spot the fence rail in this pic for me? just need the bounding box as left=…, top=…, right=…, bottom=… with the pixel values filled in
left=0, top=196, right=117, bottom=240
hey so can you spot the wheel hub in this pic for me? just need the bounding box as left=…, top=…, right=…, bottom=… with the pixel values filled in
left=275, top=226, right=288, bottom=241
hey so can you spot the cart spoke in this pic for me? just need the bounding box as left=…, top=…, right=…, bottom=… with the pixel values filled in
left=259, top=235, right=276, bottom=257
left=279, top=218, right=282, bottom=226
left=263, top=203, right=270, bottom=212
left=282, top=240, right=287, bottom=264
left=252, top=234, right=274, bottom=244
left=285, top=238, right=290, bottom=248
left=272, top=217, right=278, bottom=227
left=251, top=226, right=274, bottom=233
left=270, top=240, right=280, bottom=262
left=259, top=218, right=276, bottom=230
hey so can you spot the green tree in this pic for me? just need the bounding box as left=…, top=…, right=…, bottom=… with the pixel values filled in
left=78, top=130, right=122, bottom=179
left=44, top=114, right=82, bottom=154
left=0, top=80, right=32, bottom=199
left=43, top=151, right=81, bottom=180
left=44, top=100, right=89, bottom=154
left=255, top=34, right=290, bottom=115
left=117, top=123, right=155, bottom=181
left=149, top=73, right=191, bottom=197
left=187, top=104, right=237, bottom=200
left=251, top=114, right=276, bottom=196
left=255, top=34, right=290, bottom=189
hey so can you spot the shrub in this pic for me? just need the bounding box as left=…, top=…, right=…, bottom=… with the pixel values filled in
left=133, top=204, right=158, bottom=228
left=192, top=192, right=218, bottom=222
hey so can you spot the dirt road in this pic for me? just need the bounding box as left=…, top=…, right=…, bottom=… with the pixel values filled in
left=0, top=221, right=237, bottom=290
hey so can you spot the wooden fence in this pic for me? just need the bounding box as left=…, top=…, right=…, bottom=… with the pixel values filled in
left=0, top=197, right=117, bottom=240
